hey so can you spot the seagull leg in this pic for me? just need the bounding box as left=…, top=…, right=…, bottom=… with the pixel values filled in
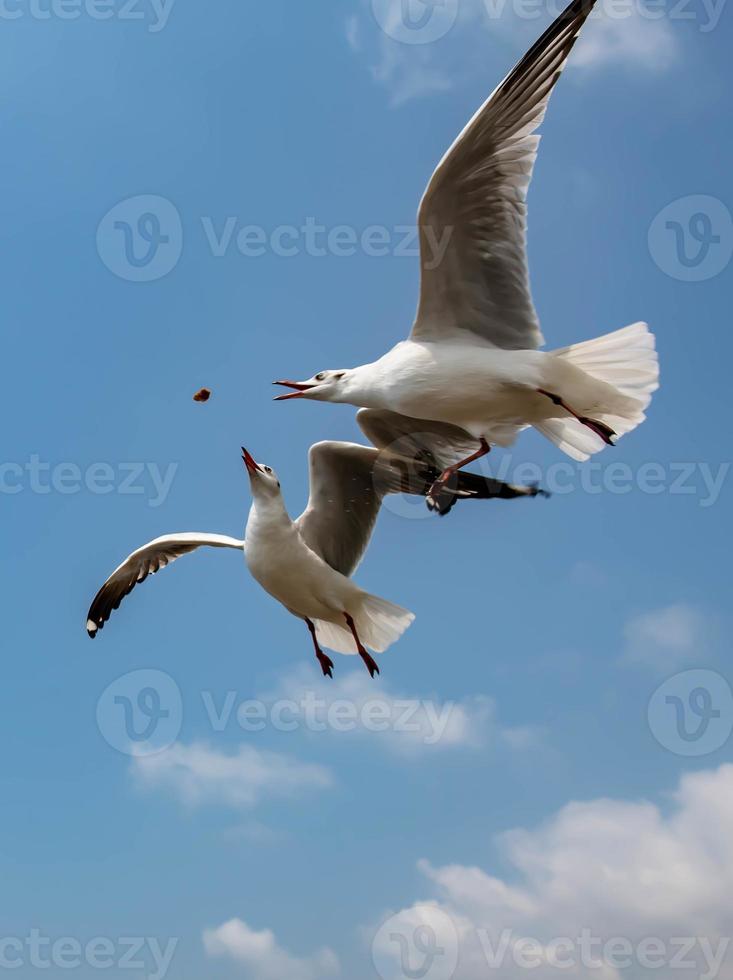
left=537, top=389, right=617, bottom=445
left=305, top=618, right=334, bottom=678
left=343, top=613, right=380, bottom=678
left=426, top=439, right=491, bottom=513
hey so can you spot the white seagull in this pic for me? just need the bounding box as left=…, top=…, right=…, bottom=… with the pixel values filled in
left=274, top=0, right=659, bottom=511
left=86, top=441, right=543, bottom=675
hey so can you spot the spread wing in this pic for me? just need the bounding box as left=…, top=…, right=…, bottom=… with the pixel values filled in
left=411, top=0, right=597, bottom=350
left=86, top=533, right=244, bottom=637
left=357, top=407, right=481, bottom=470
left=295, top=442, right=386, bottom=578
left=357, top=408, right=548, bottom=515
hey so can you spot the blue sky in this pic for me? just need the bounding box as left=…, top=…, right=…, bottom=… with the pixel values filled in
left=2, top=0, right=733, bottom=977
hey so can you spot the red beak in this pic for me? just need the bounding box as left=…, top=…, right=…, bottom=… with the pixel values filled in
left=273, top=380, right=315, bottom=401
left=241, top=447, right=262, bottom=474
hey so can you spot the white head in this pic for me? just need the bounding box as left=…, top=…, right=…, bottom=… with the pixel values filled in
left=272, top=369, right=356, bottom=403
left=241, top=447, right=282, bottom=501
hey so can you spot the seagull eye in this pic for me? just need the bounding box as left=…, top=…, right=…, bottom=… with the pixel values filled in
left=264, top=466, right=272, bottom=474
left=314, top=372, right=327, bottom=381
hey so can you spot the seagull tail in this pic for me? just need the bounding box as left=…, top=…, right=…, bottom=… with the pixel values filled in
left=537, top=321, right=659, bottom=462
left=312, top=597, right=415, bottom=656
left=358, top=594, right=415, bottom=653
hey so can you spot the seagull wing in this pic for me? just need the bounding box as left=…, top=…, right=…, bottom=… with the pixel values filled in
left=357, top=407, right=481, bottom=470
left=411, top=0, right=596, bottom=350
left=357, top=408, right=546, bottom=514
left=295, top=442, right=387, bottom=579
left=86, top=533, right=245, bottom=637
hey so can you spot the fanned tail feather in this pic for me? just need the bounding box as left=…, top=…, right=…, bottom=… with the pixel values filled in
left=313, top=595, right=415, bottom=655
left=541, top=322, right=659, bottom=461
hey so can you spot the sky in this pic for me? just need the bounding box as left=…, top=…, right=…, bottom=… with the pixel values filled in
left=1, top=0, right=733, bottom=978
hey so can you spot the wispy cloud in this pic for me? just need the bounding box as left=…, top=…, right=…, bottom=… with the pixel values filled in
left=346, top=13, right=361, bottom=51
left=266, top=666, right=539, bottom=754
left=131, top=741, right=333, bottom=810
left=203, top=918, right=339, bottom=980
left=349, top=0, right=678, bottom=106
left=574, top=3, right=677, bottom=70
left=622, top=603, right=708, bottom=671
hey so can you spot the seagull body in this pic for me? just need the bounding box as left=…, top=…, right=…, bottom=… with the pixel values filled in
left=330, top=331, right=653, bottom=451
left=86, top=440, right=544, bottom=674
left=241, top=457, right=411, bottom=677
left=274, top=0, right=659, bottom=507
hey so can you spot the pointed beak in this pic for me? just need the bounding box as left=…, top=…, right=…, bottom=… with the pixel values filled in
left=241, top=447, right=262, bottom=474
left=272, top=380, right=315, bottom=401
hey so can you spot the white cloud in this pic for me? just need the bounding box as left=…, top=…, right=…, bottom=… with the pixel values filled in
left=131, top=741, right=332, bottom=810
left=574, top=3, right=677, bottom=70
left=623, top=603, right=707, bottom=670
left=350, top=0, right=678, bottom=105
left=203, top=918, right=339, bottom=980
left=368, top=765, right=733, bottom=979
left=370, top=36, right=455, bottom=107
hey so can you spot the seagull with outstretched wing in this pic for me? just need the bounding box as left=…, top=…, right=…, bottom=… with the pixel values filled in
left=273, top=0, right=658, bottom=511
left=86, top=441, right=545, bottom=674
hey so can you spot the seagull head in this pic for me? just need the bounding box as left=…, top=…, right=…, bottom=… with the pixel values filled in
left=241, top=447, right=281, bottom=497
left=273, top=369, right=353, bottom=403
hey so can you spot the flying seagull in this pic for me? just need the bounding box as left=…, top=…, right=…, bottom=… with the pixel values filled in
left=273, top=0, right=659, bottom=510
left=86, top=441, right=544, bottom=675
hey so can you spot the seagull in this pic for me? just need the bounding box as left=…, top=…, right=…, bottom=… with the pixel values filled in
left=86, top=441, right=544, bottom=675
left=273, top=0, right=659, bottom=511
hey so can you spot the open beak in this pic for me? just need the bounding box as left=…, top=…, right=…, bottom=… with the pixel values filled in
left=241, top=447, right=262, bottom=474
left=273, top=380, right=316, bottom=401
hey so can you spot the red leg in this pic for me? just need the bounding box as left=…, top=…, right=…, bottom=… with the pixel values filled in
left=343, top=613, right=380, bottom=678
left=306, top=618, right=334, bottom=678
left=426, top=439, right=491, bottom=511
left=537, top=389, right=617, bottom=445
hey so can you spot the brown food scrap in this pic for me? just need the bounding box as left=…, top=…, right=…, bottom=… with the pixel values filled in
left=193, top=388, right=212, bottom=403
